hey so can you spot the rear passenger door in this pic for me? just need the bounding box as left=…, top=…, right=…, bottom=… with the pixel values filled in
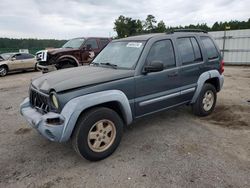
left=135, top=39, right=182, bottom=117
left=177, top=37, right=203, bottom=100
left=22, top=53, right=35, bottom=69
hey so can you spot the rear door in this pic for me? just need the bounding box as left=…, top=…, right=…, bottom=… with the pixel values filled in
left=177, top=37, right=203, bottom=101
left=22, top=53, right=35, bottom=68
left=135, top=39, right=182, bottom=117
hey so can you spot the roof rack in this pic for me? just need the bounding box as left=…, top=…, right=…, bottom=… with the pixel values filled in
left=167, top=29, right=208, bottom=34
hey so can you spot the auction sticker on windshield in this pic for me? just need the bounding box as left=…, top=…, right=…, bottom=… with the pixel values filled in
left=126, top=42, right=142, bottom=48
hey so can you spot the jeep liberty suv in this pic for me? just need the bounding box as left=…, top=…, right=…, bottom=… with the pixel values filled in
left=36, top=37, right=111, bottom=73
left=20, top=30, right=224, bottom=161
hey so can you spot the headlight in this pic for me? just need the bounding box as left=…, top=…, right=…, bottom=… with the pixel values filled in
left=50, top=93, right=59, bottom=109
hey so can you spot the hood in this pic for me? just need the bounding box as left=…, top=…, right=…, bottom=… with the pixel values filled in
left=32, top=66, right=135, bottom=93
left=46, top=48, right=79, bottom=55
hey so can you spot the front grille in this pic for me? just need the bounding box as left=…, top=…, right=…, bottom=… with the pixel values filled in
left=36, top=50, right=47, bottom=62
left=30, top=88, right=50, bottom=113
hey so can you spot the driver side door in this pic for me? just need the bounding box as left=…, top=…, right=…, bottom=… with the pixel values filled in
left=8, top=53, right=26, bottom=70
left=135, top=39, right=182, bottom=117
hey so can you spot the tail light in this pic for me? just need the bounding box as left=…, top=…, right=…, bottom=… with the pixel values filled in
left=219, top=59, right=224, bottom=74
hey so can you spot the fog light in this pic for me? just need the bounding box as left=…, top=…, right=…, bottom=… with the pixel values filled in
left=46, top=117, right=64, bottom=125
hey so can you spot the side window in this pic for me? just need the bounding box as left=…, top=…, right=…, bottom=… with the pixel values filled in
left=190, top=38, right=202, bottom=61
left=14, top=53, right=24, bottom=60
left=85, top=39, right=98, bottom=49
left=177, top=38, right=195, bottom=65
left=99, top=39, right=110, bottom=48
left=146, top=40, right=175, bottom=69
left=22, top=53, right=34, bottom=59
left=25, top=54, right=34, bottom=59
left=201, top=36, right=219, bottom=59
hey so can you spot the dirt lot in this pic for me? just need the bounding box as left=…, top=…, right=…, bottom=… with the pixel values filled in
left=0, top=66, right=249, bottom=188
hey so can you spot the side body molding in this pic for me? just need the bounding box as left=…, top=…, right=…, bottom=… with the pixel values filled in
left=191, top=70, right=224, bottom=103
left=60, top=90, right=133, bottom=142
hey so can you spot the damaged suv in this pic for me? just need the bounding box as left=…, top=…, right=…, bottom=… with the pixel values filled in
left=20, top=30, right=224, bottom=161
left=36, top=37, right=111, bottom=73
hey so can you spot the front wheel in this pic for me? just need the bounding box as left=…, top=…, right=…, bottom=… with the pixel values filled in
left=192, top=83, right=217, bottom=116
left=72, top=107, right=123, bottom=161
left=0, top=66, right=8, bottom=77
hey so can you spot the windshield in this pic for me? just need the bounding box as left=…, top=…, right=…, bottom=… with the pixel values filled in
left=0, top=53, right=14, bottom=60
left=62, top=38, right=85, bottom=49
left=93, top=41, right=145, bottom=69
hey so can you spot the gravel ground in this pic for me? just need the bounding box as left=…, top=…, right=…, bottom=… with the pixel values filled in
left=0, top=66, right=249, bottom=188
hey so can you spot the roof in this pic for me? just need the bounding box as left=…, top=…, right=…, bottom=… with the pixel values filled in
left=116, top=33, right=165, bottom=41
left=116, top=31, right=209, bottom=41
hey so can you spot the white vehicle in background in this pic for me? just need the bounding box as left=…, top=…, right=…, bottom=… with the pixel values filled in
left=0, top=52, right=37, bottom=77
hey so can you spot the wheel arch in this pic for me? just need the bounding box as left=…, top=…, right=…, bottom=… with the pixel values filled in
left=0, top=64, right=9, bottom=71
left=56, top=55, right=79, bottom=67
left=191, top=70, right=224, bottom=104
left=59, top=90, right=133, bottom=142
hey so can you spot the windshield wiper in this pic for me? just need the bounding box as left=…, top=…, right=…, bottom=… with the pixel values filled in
left=100, top=62, right=118, bottom=69
left=91, top=62, right=99, bottom=66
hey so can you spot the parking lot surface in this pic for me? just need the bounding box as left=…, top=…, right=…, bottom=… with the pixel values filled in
left=0, top=66, right=250, bottom=188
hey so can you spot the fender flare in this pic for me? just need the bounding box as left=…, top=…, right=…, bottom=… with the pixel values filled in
left=56, top=55, right=80, bottom=66
left=191, top=70, right=224, bottom=103
left=59, top=90, right=133, bottom=142
left=0, top=63, right=9, bottom=70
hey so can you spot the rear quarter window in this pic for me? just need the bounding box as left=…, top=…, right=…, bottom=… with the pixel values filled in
left=201, top=36, right=219, bottom=60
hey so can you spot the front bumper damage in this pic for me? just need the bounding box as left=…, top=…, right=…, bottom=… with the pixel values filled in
left=37, top=63, right=57, bottom=73
left=20, top=97, right=65, bottom=142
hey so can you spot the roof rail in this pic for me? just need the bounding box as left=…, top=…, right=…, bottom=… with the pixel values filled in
left=167, top=29, right=208, bottom=34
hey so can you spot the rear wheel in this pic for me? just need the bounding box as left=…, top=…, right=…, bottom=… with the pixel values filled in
left=72, top=107, right=123, bottom=161
left=192, top=83, right=217, bottom=116
left=0, top=66, right=8, bottom=77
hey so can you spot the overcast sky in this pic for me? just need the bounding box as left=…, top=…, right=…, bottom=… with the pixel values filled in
left=0, top=0, right=249, bottom=39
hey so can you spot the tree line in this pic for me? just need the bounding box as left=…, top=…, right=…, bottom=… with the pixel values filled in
left=0, top=38, right=66, bottom=54
left=114, top=15, right=250, bottom=38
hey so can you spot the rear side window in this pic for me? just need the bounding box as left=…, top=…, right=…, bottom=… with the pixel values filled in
left=22, top=53, right=34, bottom=59
left=147, top=40, right=175, bottom=69
left=99, top=39, right=110, bottom=48
left=201, top=36, right=219, bottom=60
left=85, top=39, right=98, bottom=49
left=177, top=37, right=202, bottom=65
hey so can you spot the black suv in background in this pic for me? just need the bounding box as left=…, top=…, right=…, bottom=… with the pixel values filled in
left=20, top=30, right=224, bottom=161
left=36, top=37, right=111, bottom=73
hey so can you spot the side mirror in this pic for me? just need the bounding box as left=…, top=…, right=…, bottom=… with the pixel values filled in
left=11, top=57, right=16, bottom=61
left=144, top=61, right=164, bottom=73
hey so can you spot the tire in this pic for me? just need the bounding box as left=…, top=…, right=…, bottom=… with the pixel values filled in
left=192, top=83, right=217, bottom=116
left=0, top=66, right=8, bottom=77
left=72, top=107, right=123, bottom=161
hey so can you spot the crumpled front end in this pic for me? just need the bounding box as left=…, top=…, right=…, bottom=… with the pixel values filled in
left=20, top=97, right=66, bottom=142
